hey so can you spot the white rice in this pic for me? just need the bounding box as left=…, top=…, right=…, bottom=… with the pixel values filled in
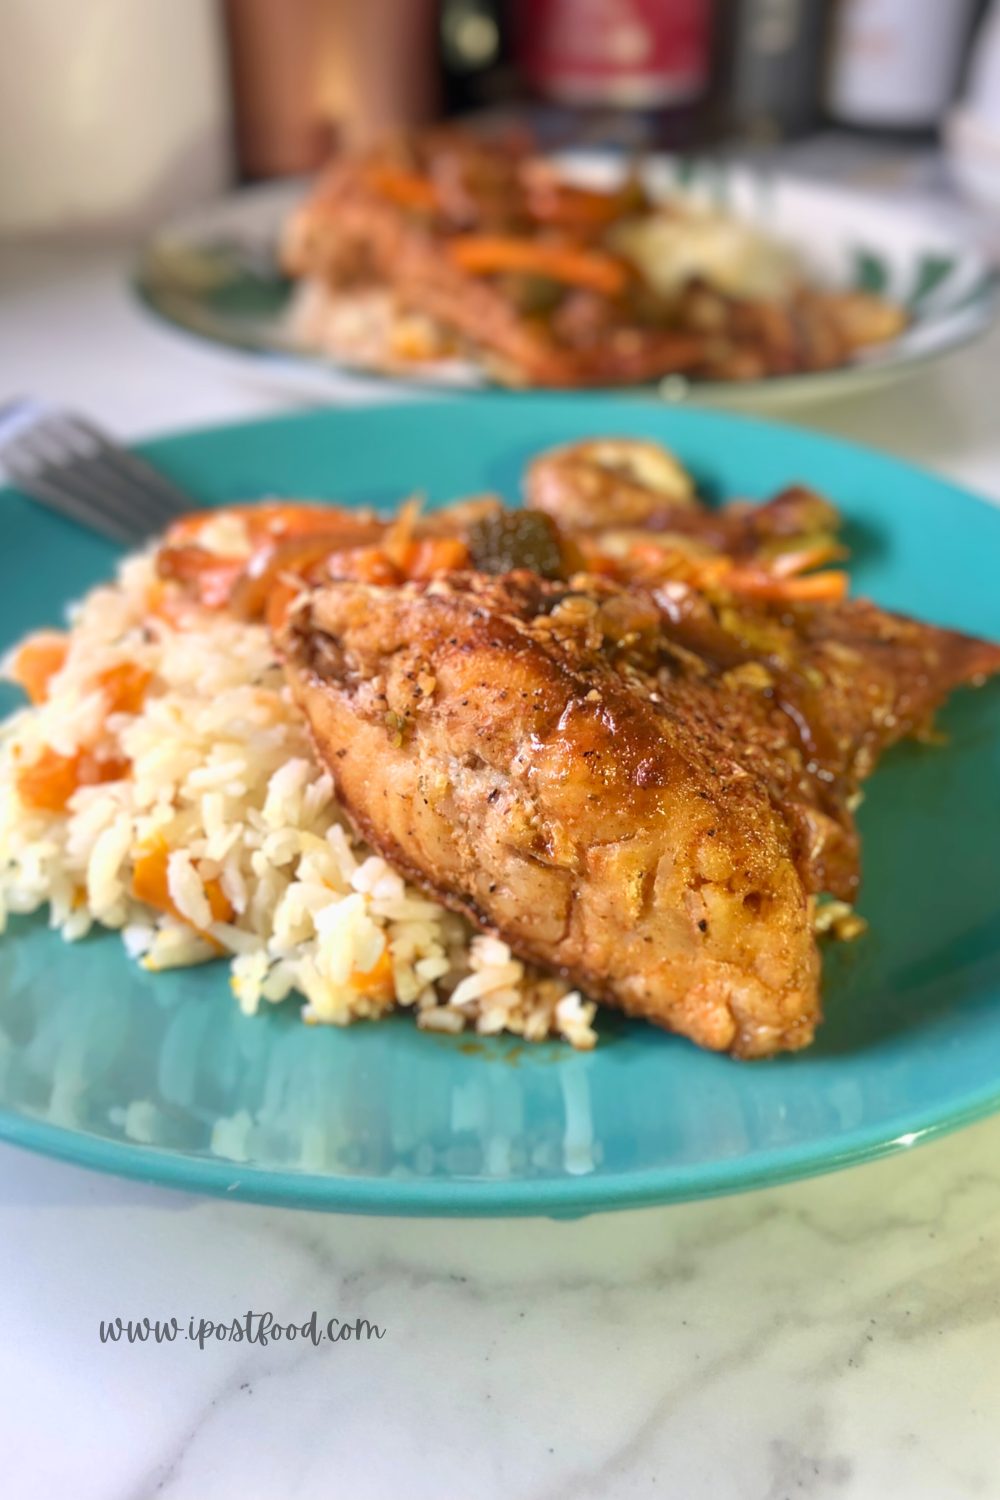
left=0, top=552, right=597, bottom=1048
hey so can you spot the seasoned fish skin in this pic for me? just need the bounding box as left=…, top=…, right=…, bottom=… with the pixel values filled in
left=281, top=574, right=823, bottom=1057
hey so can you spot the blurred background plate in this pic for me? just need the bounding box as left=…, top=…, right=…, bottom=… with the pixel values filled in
left=134, top=158, right=999, bottom=408
left=1, top=398, right=999, bottom=1216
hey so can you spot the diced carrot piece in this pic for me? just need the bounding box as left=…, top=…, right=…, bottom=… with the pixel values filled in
left=402, top=536, right=470, bottom=580
left=16, top=747, right=82, bottom=812
left=97, top=662, right=152, bottom=715
left=132, top=840, right=171, bottom=912
left=132, top=839, right=233, bottom=933
left=19, top=744, right=130, bottom=812
left=9, top=633, right=69, bottom=704
left=350, top=947, right=395, bottom=1000
left=449, top=235, right=629, bottom=297
left=77, top=751, right=131, bottom=786
left=205, top=876, right=234, bottom=925
left=145, top=579, right=167, bottom=613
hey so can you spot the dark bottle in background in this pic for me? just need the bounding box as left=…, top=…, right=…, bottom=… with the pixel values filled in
left=439, top=0, right=516, bottom=116
left=715, top=0, right=830, bottom=143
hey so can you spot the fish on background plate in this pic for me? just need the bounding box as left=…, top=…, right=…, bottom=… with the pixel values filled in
left=0, top=398, right=999, bottom=1216
left=135, top=134, right=998, bottom=407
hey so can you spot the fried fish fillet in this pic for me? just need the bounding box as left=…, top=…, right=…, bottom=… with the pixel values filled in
left=281, top=574, right=821, bottom=1055
left=280, top=567, right=995, bottom=1057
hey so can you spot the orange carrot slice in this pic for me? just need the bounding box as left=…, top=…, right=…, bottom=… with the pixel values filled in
left=449, top=235, right=629, bottom=297
left=724, top=569, right=850, bottom=603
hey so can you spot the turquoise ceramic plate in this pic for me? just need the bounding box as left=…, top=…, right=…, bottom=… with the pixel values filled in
left=1, top=400, right=999, bottom=1216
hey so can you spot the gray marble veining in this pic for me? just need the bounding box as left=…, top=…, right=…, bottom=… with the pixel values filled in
left=2, top=1119, right=1000, bottom=1499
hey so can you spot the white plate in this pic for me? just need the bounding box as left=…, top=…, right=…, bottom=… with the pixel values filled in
left=134, top=155, right=999, bottom=408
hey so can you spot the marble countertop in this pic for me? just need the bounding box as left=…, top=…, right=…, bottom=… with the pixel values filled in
left=2, top=229, right=1000, bottom=1499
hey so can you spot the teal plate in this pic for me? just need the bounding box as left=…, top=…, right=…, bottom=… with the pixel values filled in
left=1, top=399, right=999, bottom=1216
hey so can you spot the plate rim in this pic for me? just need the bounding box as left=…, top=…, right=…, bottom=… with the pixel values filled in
left=133, top=273, right=999, bottom=411
left=3, top=1079, right=1000, bottom=1216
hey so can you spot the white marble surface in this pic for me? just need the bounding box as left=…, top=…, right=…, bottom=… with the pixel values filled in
left=2, top=233, right=1000, bottom=1498
left=3, top=1124, right=1000, bottom=1500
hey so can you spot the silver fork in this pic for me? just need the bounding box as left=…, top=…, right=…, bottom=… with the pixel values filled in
left=0, top=399, right=197, bottom=545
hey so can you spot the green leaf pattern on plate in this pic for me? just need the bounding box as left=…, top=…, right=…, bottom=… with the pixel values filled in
left=908, top=254, right=956, bottom=310
left=852, top=249, right=890, bottom=297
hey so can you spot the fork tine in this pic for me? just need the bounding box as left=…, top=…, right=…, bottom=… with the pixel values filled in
left=73, top=419, right=194, bottom=520
left=17, top=416, right=180, bottom=535
left=5, top=430, right=156, bottom=543
left=1, top=407, right=200, bottom=545
left=71, top=455, right=174, bottom=536
left=2, top=461, right=138, bottom=545
left=63, top=443, right=184, bottom=535
left=75, top=448, right=189, bottom=535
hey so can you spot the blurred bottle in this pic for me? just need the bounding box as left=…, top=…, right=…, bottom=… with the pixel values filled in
left=226, top=0, right=439, bottom=174
left=946, top=0, right=1000, bottom=214
left=518, top=0, right=714, bottom=108
left=718, top=0, right=829, bottom=142
left=0, top=0, right=231, bottom=235
left=225, top=0, right=332, bottom=178
left=513, top=0, right=716, bottom=148
left=332, top=0, right=439, bottom=144
left=825, top=0, right=980, bottom=133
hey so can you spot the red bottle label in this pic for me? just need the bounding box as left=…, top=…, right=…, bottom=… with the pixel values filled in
left=519, top=0, right=714, bottom=107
